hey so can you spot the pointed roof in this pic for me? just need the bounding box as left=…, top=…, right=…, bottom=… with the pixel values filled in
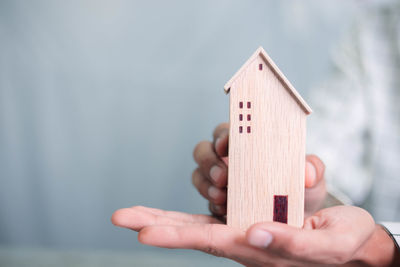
left=224, top=46, right=312, bottom=115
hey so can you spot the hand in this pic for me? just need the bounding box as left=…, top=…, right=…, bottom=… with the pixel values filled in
left=111, top=205, right=398, bottom=266
left=192, top=123, right=326, bottom=219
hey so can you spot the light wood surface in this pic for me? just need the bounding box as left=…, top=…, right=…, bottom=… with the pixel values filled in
left=224, top=47, right=312, bottom=115
left=226, top=47, right=311, bottom=229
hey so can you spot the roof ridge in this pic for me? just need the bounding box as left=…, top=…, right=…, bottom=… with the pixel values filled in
left=224, top=46, right=312, bottom=115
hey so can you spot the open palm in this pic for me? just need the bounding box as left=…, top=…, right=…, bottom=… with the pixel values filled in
left=112, top=205, right=377, bottom=266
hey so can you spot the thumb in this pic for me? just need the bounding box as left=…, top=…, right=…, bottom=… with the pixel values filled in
left=245, top=221, right=327, bottom=262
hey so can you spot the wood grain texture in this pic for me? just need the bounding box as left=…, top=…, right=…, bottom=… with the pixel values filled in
left=226, top=48, right=310, bottom=229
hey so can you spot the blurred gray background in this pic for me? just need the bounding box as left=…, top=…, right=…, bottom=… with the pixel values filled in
left=0, top=0, right=361, bottom=266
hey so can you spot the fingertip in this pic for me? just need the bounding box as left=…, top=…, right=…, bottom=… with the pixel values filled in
left=306, top=155, right=325, bottom=175
left=192, top=140, right=211, bottom=163
left=209, top=203, right=227, bottom=217
left=305, top=161, right=317, bottom=188
left=306, top=155, right=325, bottom=186
left=111, top=208, right=129, bottom=227
left=137, top=227, right=152, bottom=245
left=246, top=227, right=274, bottom=248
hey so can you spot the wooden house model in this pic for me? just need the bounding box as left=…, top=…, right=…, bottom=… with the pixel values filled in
left=225, top=47, right=312, bottom=229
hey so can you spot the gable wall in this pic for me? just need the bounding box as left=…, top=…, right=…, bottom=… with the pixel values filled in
left=228, top=55, right=306, bottom=229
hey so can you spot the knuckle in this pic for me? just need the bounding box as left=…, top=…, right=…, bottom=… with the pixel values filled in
left=193, top=141, right=208, bottom=160
left=193, top=140, right=209, bottom=155
left=192, top=171, right=210, bottom=198
left=213, top=123, right=229, bottom=138
left=193, top=141, right=213, bottom=166
left=215, top=122, right=229, bottom=132
left=191, top=169, right=204, bottom=188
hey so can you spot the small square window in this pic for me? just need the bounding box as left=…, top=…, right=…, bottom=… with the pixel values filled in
left=259, top=64, right=263, bottom=70
left=239, top=114, right=243, bottom=121
left=247, top=126, right=251, bottom=133
left=247, top=114, right=251, bottom=121
left=239, top=126, right=243, bottom=133
left=247, top=102, right=251, bottom=109
left=239, top=102, right=243, bottom=109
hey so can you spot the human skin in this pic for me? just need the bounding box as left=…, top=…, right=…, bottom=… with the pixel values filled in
left=191, top=123, right=326, bottom=219
left=112, top=205, right=397, bottom=266
left=111, top=123, right=399, bottom=266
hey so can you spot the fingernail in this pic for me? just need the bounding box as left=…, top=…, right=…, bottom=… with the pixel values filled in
left=213, top=204, right=222, bottom=212
left=208, top=186, right=220, bottom=199
left=248, top=229, right=273, bottom=248
left=211, top=203, right=223, bottom=213
left=215, top=137, right=222, bottom=150
left=210, top=165, right=222, bottom=183
left=306, top=161, right=316, bottom=187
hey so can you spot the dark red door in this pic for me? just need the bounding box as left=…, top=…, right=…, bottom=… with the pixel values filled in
left=273, top=195, right=288, bottom=223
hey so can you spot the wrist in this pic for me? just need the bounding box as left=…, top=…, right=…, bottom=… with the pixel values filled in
left=351, top=224, right=400, bottom=266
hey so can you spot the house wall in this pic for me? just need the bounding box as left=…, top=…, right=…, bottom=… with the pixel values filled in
left=228, top=55, right=306, bottom=229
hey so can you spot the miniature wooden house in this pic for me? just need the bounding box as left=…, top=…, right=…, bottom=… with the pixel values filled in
left=225, top=47, right=312, bottom=229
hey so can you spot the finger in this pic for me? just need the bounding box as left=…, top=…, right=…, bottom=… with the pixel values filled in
left=193, top=142, right=227, bottom=187
left=212, top=123, right=229, bottom=157
left=246, top=222, right=330, bottom=263
left=111, top=206, right=220, bottom=231
left=209, top=202, right=227, bottom=217
left=138, top=223, right=295, bottom=266
left=138, top=223, right=253, bottom=259
left=111, top=207, right=187, bottom=231
left=246, top=218, right=360, bottom=265
left=132, top=206, right=221, bottom=224
left=305, top=154, right=325, bottom=188
left=192, top=169, right=227, bottom=205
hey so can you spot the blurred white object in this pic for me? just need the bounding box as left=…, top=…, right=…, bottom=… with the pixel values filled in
left=308, top=2, right=400, bottom=221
